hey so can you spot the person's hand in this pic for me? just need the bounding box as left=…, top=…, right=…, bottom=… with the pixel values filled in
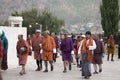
left=53, top=48, right=56, bottom=54
left=20, top=47, right=25, bottom=52
left=40, top=49, right=43, bottom=54
left=71, top=50, right=74, bottom=55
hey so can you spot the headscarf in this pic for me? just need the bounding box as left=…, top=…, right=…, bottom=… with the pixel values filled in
left=0, top=31, right=6, bottom=48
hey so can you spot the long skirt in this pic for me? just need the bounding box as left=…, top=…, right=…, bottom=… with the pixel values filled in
left=1, top=54, right=8, bottom=70
left=81, top=52, right=91, bottom=77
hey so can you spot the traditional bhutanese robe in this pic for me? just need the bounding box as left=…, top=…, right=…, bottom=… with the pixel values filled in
left=32, top=36, right=43, bottom=59
left=60, top=37, right=74, bottom=61
left=107, top=39, right=115, bottom=54
left=16, top=39, right=29, bottom=65
left=27, top=37, right=32, bottom=56
left=93, top=40, right=104, bottom=64
left=42, top=35, right=55, bottom=61
left=54, top=36, right=59, bottom=49
left=78, top=37, right=96, bottom=77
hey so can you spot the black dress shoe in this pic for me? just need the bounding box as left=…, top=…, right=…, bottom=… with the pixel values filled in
left=111, top=59, right=114, bottom=61
left=19, top=72, right=23, bottom=75
left=43, top=70, right=48, bottom=72
left=63, top=70, right=67, bottom=73
left=93, top=71, right=98, bottom=74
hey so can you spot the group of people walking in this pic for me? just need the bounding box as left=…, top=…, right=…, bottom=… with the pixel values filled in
left=16, top=30, right=58, bottom=75
left=0, top=29, right=118, bottom=80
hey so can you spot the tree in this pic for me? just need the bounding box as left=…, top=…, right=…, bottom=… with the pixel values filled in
left=36, top=10, right=64, bottom=33
left=100, top=0, right=119, bottom=36
left=11, top=9, right=64, bottom=35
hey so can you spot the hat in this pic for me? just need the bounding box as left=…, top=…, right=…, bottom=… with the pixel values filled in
left=44, top=30, right=50, bottom=34
left=85, top=31, right=91, bottom=35
left=36, top=30, right=41, bottom=33
left=81, top=35, right=85, bottom=38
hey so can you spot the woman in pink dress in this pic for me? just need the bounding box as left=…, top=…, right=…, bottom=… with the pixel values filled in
left=16, top=35, right=29, bottom=75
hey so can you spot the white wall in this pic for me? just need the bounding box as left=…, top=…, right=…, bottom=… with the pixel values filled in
left=0, top=26, right=27, bottom=68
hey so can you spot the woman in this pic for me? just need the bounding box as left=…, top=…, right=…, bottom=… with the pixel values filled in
left=0, top=31, right=8, bottom=70
left=0, top=38, right=3, bottom=80
left=0, top=39, right=3, bottom=70
left=16, top=35, right=29, bottom=75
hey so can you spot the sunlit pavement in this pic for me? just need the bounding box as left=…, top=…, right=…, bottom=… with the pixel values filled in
left=2, top=55, right=120, bottom=80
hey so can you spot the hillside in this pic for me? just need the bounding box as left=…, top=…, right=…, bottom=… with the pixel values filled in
left=0, top=0, right=101, bottom=25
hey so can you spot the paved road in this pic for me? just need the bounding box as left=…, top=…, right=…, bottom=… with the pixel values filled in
left=2, top=55, right=120, bottom=80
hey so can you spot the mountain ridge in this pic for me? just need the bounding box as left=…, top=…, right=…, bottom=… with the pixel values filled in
left=0, top=0, right=102, bottom=26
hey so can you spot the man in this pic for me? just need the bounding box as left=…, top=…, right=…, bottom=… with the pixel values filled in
left=16, top=35, right=29, bottom=75
left=60, top=33, right=74, bottom=73
left=41, top=30, right=56, bottom=72
left=93, top=34, right=104, bottom=74
left=27, top=35, right=32, bottom=56
left=118, top=40, right=120, bottom=60
left=51, top=32, right=59, bottom=62
left=32, top=30, right=43, bottom=71
left=0, top=30, right=8, bottom=71
left=107, top=35, right=115, bottom=61
left=78, top=31, right=96, bottom=79
left=77, top=35, right=84, bottom=68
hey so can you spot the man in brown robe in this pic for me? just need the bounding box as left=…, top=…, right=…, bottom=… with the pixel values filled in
left=41, top=30, right=56, bottom=72
left=16, top=35, right=29, bottom=75
left=107, top=35, right=115, bottom=61
left=32, top=30, right=43, bottom=71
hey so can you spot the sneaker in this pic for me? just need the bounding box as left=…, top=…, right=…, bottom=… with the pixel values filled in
left=69, top=65, right=71, bottom=70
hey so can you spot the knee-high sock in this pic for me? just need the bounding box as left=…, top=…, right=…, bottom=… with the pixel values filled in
left=44, top=61, right=48, bottom=70
left=39, top=59, right=42, bottom=68
left=93, top=64, right=97, bottom=72
left=76, top=58, right=79, bottom=66
left=107, top=54, right=109, bottom=61
left=111, top=54, right=114, bottom=60
left=36, top=59, right=39, bottom=68
left=49, top=61, right=53, bottom=66
left=98, top=64, right=102, bottom=70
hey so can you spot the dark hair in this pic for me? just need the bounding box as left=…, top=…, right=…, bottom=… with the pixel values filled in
left=85, top=31, right=91, bottom=35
